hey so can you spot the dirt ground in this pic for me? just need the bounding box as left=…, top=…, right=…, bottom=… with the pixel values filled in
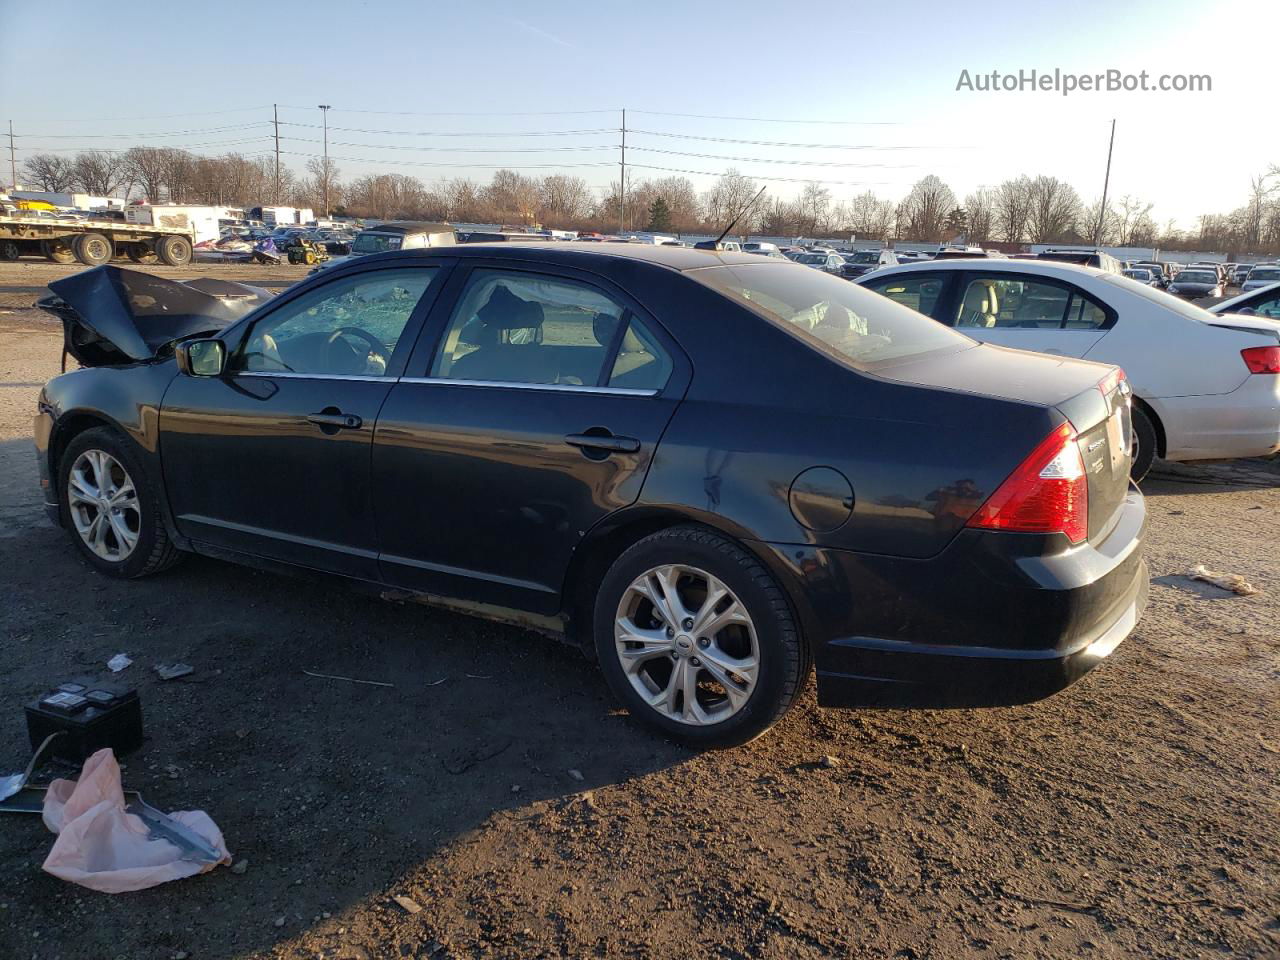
left=0, top=260, right=1277, bottom=960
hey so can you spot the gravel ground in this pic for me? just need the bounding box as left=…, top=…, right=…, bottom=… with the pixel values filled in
left=0, top=261, right=1277, bottom=960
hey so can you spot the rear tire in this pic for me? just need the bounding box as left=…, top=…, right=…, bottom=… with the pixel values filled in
left=126, top=242, right=159, bottom=264
left=0, top=240, right=20, bottom=261
left=74, top=233, right=113, bottom=266
left=156, top=235, right=192, bottom=266
left=1130, top=404, right=1157, bottom=483
left=42, top=239, right=76, bottom=264
left=59, top=427, right=182, bottom=579
left=594, top=525, right=809, bottom=748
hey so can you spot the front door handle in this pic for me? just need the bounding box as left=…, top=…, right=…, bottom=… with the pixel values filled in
left=307, top=411, right=362, bottom=430
left=565, top=432, right=641, bottom=455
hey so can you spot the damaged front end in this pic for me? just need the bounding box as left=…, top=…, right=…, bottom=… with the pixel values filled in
left=36, top=265, right=273, bottom=368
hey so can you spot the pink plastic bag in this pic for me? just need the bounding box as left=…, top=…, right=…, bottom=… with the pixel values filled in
left=42, top=749, right=231, bottom=893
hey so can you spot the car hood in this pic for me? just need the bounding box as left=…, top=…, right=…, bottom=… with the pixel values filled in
left=37, top=265, right=272, bottom=367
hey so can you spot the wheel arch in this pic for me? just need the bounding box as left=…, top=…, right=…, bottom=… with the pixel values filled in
left=1132, top=394, right=1167, bottom=458
left=560, top=505, right=819, bottom=660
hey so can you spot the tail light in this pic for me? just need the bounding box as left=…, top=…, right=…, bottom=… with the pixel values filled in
left=1241, top=346, right=1280, bottom=374
left=1097, top=367, right=1126, bottom=396
left=967, top=422, right=1088, bottom=544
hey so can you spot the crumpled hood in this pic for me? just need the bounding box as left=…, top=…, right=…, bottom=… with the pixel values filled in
left=37, top=265, right=272, bottom=366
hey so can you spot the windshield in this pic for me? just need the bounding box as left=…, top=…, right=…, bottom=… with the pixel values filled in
left=1177, top=271, right=1216, bottom=284
left=691, top=262, right=973, bottom=369
left=852, top=252, right=878, bottom=263
left=798, top=253, right=828, bottom=264
left=1125, top=270, right=1152, bottom=280
left=352, top=232, right=404, bottom=254
left=1249, top=268, right=1280, bottom=281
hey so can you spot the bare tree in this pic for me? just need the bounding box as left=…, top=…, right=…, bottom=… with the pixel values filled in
left=70, top=150, right=127, bottom=196
left=1026, top=175, right=1082, bottom=243
left=122, top=147, right=170, bottom=203
left=897, top=175, right=956, bottom=242
left=995, top=176, right=1033, bottom=243
left=160, top=149, right=196, bottom=202
left=963, top=188, right=997, bottom=244
left=795, top=183, right=832, bottom=235
left=1112, top=195, right=1153, bottom=246
left=847, top=191, right=895, bottom=240
left=22, top=154, right=76, bottom=192
left=538, top=174, right=593, bottom=224
left=483, top=169, right=540, bottom=225
left=444, top=178, right=483, bottom=222
left=755, top=197, right=798, bottom=235
left=703, top=169, right=758, bottom=233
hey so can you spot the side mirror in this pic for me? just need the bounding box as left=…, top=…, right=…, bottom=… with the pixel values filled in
left=176, top=339, right=226, bottom=377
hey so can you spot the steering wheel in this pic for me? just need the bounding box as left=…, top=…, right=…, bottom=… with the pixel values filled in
left=324, top=326, right=389, bottom=375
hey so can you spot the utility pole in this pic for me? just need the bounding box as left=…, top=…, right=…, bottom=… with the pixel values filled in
left=1094, top=119, right=1116, bottom=246
left=8, top=121, right=15, bottom=190
left=619, top=108, right=626, bottom=234
left=273, top=104, right=281, bottom=205
left=318, top=104, right=331, bottom=215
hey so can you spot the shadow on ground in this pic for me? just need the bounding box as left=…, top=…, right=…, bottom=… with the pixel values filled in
left=0, top=435, right=688, bottom=958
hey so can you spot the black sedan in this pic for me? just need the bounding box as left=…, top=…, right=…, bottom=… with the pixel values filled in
left=34, top=247, right=1147, bottom=746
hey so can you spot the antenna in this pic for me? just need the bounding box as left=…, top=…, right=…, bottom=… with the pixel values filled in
left=696, top=185, right=767, bottom=250
left=716, top=185, right=766, bottom=245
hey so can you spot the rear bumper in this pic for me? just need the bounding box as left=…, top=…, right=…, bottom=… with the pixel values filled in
left=1152, top=376, right=1280, bottom=461
left=755, top=488, right=1148, bottom=709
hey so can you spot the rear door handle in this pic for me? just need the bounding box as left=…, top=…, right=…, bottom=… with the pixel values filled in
left=307, top=412, right=363, bottom=429
left=564, top=432, right=641, bottom=454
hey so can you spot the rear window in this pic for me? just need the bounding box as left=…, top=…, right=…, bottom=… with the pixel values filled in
left=691, top=262, right=973, bottom=369
left=352, top=232, right=403, bottom=254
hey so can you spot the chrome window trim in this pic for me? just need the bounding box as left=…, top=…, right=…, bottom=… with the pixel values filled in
left=399, top=376, right=659, bottom=397
left=235, top=372, right=392, bottom=383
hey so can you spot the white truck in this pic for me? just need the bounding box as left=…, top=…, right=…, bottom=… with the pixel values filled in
left=126, top=205, right=223, bottom=245
left=0, top=210, right=195, bottom=265
left=251, top=206, right=315, bottom=227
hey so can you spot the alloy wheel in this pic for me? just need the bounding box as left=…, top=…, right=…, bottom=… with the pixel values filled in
left=67, top=449, right=141, bottom=561
left=614, top=563, right=759, bottom=725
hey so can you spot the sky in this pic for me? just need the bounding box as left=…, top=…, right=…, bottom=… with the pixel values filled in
left=2, top=0, right=1278, bottom=229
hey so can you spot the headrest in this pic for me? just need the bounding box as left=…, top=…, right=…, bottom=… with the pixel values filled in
left=476, top=285, right=544, bottom=331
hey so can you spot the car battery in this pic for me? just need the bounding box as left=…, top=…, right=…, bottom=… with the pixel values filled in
left=26, top=682, right=144, bottom=763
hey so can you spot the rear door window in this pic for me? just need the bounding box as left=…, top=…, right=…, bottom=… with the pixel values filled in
left=430, top=269, right=671, bottom=391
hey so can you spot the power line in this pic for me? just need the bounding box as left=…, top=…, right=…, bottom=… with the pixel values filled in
left=629, top=109, right=899, bottom=125
left=278, top=121, right=617, bottom=138
left=279, top=135, right=614, bottom=154
left=627, top=129, right=952, bottom=151
left=12, top=106, right=273, bottom=123
left=628, top=146, right=913, bottom=169
left=278, top=149, right=615, bottom=171
left=14, top=123, right=270, bottom=139
left=628, top=163, right=891, bottom=187
left=275, top=105, right=618, bottom=117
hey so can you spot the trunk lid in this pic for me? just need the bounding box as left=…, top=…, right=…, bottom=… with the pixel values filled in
left=878, top=342, right=1132, bottom=544
left=37, top=265, right=272, bottom=367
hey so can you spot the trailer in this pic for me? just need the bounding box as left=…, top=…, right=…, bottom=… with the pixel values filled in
left=0, top=212, right=195, bottom=266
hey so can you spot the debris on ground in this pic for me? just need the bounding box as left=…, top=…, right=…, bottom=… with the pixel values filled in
left=820, top=754, right=841, bottom=769
left=154, top=663, right=194, bottom=681
left=106, top=653, right=132, bottom=672
left=393, top=895, right=423, bottom=914
left=567, top=768, right=584, bottom=782
left=302, top=669, right=394, bottom=688
left=1188, top=563, right=1260, bottom=596
left=231, top=859, right=249, bottom=875
left=41, top=749, right=230, bottom=892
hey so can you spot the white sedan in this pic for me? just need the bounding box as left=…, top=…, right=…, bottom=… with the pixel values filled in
left=857, top=258, right=1280, bottom=480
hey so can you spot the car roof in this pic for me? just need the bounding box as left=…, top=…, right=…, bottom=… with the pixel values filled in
left=322, top=240, right=781, bottom=273
left=362, top=221, right=453, bottom=235
left=861, top=257, right=1110, bottom=282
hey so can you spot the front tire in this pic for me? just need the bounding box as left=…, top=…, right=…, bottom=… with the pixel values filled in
left=1130, top=404, right=1157, bottom=483
left=74, top=233, right=113, bottom=266
left=594, top=525, right=809, bottom=747
left=59, top=427, right=181, bottom=579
